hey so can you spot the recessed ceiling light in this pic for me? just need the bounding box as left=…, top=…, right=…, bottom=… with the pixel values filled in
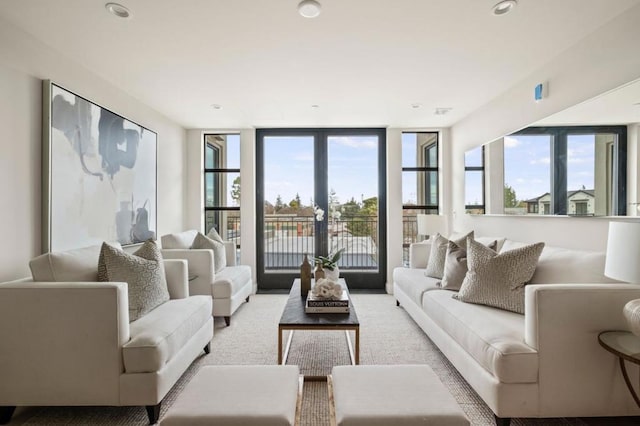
left=298, top=0, right=321, bottom=18
left=105, top=2, right=131, bottom=19
left=491, top=0, right=517, bottom=16
left=434, top=107, right=452, bottom=115
left=411, top=103, right=422, bottom=109
left=211, top=104, right=223, bottom=110
left=311, top=104, right=320, bottom=108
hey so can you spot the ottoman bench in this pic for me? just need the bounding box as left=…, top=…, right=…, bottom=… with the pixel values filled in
left=329, top=365, right=469, bottom=425
left=162, top=365, right=302, bottom=425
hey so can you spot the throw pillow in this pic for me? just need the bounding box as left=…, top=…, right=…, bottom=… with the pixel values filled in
left=455, top=238, right=545, bottom=314
left=440, top=239, right=498, bottom=291
left=192, top=232, right=227, bottom=273
left=425, top=231, right=474, bottom=279
left=206, top=227, right=224, bottom=243
left=98, top=239, right=169, bottom=322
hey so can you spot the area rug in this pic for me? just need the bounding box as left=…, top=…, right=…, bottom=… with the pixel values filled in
left=9, top=294, right=639, bottom=425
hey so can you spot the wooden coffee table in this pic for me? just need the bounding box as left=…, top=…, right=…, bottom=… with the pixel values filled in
left=278, top=279, right=359, bottom=380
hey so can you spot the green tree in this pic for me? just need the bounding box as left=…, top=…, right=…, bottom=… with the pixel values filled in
left=275, top=194, right=284, bottom=212
left=289, top=193, right=302, bottom=209
left=504, top=184, right=518, bottom=208
left=231, top=176, right=241, bottom=206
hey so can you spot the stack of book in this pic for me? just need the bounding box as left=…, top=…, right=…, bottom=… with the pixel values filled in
left=305, top=289, right=349, bottom=313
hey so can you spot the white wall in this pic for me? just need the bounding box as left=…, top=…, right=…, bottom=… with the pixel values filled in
left=0, top=18, right=187, bottom=281
left=450, top=5, right=640, bottom=251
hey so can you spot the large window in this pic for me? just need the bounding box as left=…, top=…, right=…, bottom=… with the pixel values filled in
left=401, top=132, right=439, bottom=265
left=465, top=145, right=485, bottom=214
left=505, top=126, right=626, bottom=216
left=204, top=134, right=241, bottom=260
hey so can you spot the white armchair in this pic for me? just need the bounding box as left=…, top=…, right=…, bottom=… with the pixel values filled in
left=161, top=230, right=253, bottom=326
left=0, top=244, right=213, bottom=425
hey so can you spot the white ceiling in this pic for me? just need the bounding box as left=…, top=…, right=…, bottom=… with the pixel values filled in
left=1, top=0, right=638, bottom=129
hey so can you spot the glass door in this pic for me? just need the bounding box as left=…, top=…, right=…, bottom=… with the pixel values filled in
left=256, top=128, right=386, bottom=291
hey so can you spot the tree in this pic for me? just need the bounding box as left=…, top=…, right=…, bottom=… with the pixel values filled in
left=231, top=176, right=241, bottom=206
left=275, top=194, right=284, bottom=212
left=504, top=184, right=518, bottom=208
left=289, top=192, right=302, bottom=209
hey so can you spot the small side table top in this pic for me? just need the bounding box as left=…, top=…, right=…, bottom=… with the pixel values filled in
left=598, top=330, right=640, bottom=407
left=598, top=331, right=640, bottom=364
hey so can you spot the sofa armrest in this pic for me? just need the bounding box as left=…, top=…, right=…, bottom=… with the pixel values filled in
left=164, top=259, right=189, bottom=299
left=0, top=281, right=129, bottom=405
left=223, top=240, right=237, bottom=266
left=161, top=249, right=214, bottom=297
left=409, top=242, right=431, bottom=269
left=525, top=283, right=640, bottom=413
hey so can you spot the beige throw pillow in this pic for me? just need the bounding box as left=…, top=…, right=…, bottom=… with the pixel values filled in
left=206, top=227, right=224, bottom=243
left=98, top=239, right=169, bottom=322
left=440, top=239, right=498, bottom=291
left=425, top=231, right=473, bottom=279
left=455, top=239, right=545, bottom=314
left=192, top=232, right=227, bottom=273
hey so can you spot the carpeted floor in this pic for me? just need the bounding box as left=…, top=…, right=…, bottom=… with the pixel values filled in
left=8, top=293, right=640, bottom=425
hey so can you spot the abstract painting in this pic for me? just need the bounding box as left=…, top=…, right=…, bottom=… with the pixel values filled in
left=43, top=81, right=157, bottom=252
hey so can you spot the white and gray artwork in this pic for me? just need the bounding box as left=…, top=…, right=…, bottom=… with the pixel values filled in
left=47, top=83, right=156, bottom=251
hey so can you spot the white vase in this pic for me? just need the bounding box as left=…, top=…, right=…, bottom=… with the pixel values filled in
left=325, top=266, right=339, bottom=282
left=623, top=299, right=640, bottom=336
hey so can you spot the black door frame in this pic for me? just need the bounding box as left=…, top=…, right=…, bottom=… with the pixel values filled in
left=256, top=128, right=387, bottom=291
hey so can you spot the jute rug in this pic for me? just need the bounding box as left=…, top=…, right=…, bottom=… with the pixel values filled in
left=9, top=294, right=639, bottom=425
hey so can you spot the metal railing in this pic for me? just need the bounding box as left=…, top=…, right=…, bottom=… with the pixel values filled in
left=210, top=214, right=421, bottom=269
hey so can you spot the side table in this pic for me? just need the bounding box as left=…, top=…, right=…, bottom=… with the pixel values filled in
left=598, top=330, right=640, bottom=407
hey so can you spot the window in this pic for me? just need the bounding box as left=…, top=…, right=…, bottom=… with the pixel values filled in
left=505, top=126, right=626, bottom=216
left=204, top=134, right=240, bottom=260
left=401, top=132, right=439, bottom=265
left=465, top=146, right=485, bottom=214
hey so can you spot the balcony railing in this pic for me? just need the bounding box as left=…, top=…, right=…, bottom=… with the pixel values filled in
left=211, top=214, right=422, bottom=269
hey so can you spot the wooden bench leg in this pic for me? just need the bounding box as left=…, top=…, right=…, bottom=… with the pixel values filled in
left=224, top=316, right=231, bottom=326
left=146, top=403, right=161, bottom=425
left=0, top=406, right=16, bottom=425
left=494, top=415, right=511, bottom=426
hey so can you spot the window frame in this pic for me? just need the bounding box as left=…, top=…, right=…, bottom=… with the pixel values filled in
left=510, top=125, right=627, bottom=216
left=203, top=134, right=241, bottom=242
left=464, top=145, right=485, bottom=214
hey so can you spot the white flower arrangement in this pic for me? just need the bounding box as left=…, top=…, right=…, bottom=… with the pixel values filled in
left=311, top=278, right=343, bottom=300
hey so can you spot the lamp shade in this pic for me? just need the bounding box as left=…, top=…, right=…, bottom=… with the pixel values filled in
left=416, top=214, right=446, bottom=238
left=604, top=221, right=640, bottom=283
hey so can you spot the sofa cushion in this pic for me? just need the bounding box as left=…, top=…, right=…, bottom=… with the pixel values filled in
left=425, top=231, right=473, bottom=279
left=456, top=239, right=544, bottom=314
left=423, top=290, right=538, bottom=383
left=161, top=230, right=198, bottom=250
left=29, top=242, right=121, bottom=282
left=393, top=267, right=440, bottom=306
left=212, top=265, right=252, bottom=299
left=99, top=240, right=169, bottom=322
left=192, top=232, right=227, bottom=273
left=123, top=295, right=212, bottom=373
left=531, top=245, right=617, bottom=284
left=440, top=239, right=498, bottom=291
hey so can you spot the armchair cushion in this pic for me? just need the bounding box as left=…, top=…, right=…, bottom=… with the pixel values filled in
left=123, top=295, right=212, bottom=373
left=99, top=240, right=169, bottom=321
left=212, top=265, right=252, bottom=299
left=192, top=232, right=227, bottom=272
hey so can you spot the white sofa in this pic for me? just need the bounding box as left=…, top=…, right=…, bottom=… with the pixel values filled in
left=161, top=230, right=253, bottom=326
left=0, top=244, right=213, bottom=425
left=393, top=237, right=640, bottom=425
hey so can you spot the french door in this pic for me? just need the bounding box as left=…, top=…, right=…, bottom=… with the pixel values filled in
left=256, top=128, right=387, bottom=291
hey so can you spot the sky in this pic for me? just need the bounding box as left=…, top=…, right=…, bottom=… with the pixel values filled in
left=263, top=135, right=379, bottom=207
left=503, top=134, right=595, bottom=202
